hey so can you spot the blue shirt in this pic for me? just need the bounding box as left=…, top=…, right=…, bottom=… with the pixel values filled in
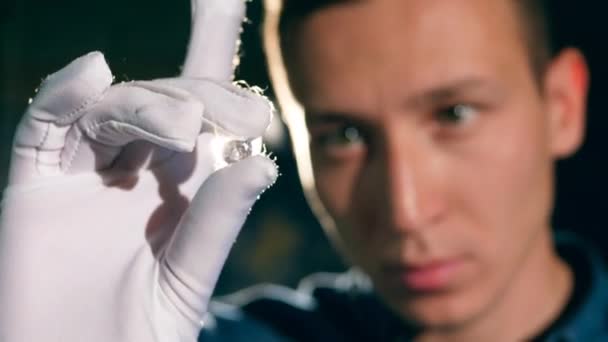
left=199, top=232, right=608, bottom=341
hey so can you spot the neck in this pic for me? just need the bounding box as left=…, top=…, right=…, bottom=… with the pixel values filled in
left=418, top=228, right=573, bottom=342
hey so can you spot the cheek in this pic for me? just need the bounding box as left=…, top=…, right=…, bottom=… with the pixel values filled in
left=311, top=151, right=377, bottom=262
left=312, top=153, right=364, bottom=222
left=453, top=101, right=554, bottom=276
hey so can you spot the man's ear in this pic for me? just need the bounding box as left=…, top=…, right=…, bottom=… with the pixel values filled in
left=544, top=48, right=589, bottom=159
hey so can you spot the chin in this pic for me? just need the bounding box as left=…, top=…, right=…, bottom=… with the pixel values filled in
left=379, top=285, right=487, bottom=330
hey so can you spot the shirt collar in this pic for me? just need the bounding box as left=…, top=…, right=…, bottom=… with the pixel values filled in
left=541, top=231, right=608, bottom=341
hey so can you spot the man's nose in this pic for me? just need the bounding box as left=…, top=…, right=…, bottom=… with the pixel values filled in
left=377, top=133, right=446, bottom=234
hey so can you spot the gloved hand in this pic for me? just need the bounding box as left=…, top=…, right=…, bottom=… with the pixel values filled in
left=0, top=0, right=277, bottom=341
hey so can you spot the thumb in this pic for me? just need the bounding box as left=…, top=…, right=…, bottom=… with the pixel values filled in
left=158, top=155, right=278, bottom=325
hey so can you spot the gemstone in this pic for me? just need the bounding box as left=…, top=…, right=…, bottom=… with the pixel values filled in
left=223, top=139, right=253, bottom=164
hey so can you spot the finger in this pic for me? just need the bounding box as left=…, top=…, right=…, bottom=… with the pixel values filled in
left=61, top=81, right=205, bottom=173
left=182, top=0, right=246, bottom=80
left=159, top=155, right=278, bottom=323
left=10, top=52, right=112, bottom=184
left=159, top=78, right=272, bottom=138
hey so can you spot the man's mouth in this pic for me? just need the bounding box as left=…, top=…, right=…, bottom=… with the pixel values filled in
left=380, top=258, right=464, bottom=292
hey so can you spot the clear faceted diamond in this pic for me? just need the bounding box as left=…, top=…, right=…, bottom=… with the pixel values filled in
left=223, top=139, right=253, bottom=164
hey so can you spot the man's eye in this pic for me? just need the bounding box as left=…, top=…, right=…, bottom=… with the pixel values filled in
left=436, top=104, right=478, bottom=125
left=316, top=125, right=364, bottom=147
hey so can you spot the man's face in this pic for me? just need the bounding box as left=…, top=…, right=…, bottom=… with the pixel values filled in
left=283, top=0, right=584, bottom=329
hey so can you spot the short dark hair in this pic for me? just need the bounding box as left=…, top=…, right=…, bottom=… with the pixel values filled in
left=276, top=0, right=557, bottom=83
left=513, top=0, right=556, bottom=81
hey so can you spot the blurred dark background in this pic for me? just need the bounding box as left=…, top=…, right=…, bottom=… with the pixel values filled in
left=0, top=0, right=606, bottom=295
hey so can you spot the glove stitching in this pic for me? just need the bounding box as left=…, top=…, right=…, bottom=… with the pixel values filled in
left=61, top=125, right=84, bottom=172
left=51, top=89, right=108, bottom=172
left=36, top=121, right=51, bottom=150
left=64, top=119, right=191, bottom=173
left=57, top=88, right=108, bottom=126
left=84, top=120, right=192, bottom=149
left=34, top=122, right=53, bottom=173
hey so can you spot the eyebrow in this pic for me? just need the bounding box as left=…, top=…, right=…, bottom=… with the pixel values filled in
left=305, top=111, right=369, bottom=127
left=404, top=78, right=503, bottom=108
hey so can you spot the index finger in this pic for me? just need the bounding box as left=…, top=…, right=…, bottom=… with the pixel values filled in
left=181, top=0, right=246, bottom=81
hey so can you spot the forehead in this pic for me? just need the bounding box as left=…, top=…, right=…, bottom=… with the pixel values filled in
left=286, top=0, right=532, bottom=112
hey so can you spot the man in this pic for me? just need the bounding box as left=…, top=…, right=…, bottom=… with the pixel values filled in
left=0, top=0, right=606, bottom=342
left=255, top=0, right=608, bottom=340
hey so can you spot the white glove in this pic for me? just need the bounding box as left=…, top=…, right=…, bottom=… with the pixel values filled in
left=0, top=0, right=278, bottom=341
